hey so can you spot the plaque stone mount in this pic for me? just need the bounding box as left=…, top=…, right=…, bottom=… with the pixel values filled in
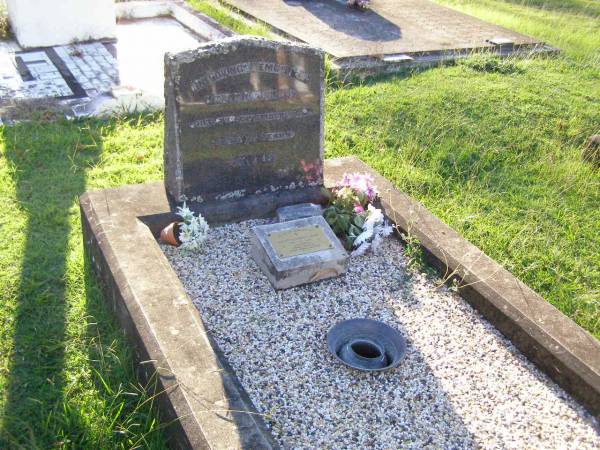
left=250, top=216, right=349, bottom=290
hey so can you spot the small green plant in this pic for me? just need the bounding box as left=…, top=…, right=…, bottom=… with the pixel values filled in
left=176, top=204, right=210, bottom=252
left=461, top=53, right=524, bottom=74
left=324, top=204, right=366, bottom=249
left=401, top=230, right=426, bottom=270
left=0, top=4, right=11, bottom=40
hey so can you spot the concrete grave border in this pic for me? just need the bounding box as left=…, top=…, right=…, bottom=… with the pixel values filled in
left=115, top=1, right=233, bottom=41
left=216, top=0, right=558, bottom=78
left=80, top=157, right=600, bottom=448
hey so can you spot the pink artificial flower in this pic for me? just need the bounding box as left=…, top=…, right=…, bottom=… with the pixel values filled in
left=300, top=159, right=321, bottom=182
left=354, top=203, right=365, bottom=213
left=337, top=172, right=377, bottom=202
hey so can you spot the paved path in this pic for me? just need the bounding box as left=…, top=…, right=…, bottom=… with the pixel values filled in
left=0, top=17, right=202, bottom=116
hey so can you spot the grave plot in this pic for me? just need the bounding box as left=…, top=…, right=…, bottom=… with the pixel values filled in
left=161, top=220, right=600, bottom=449
left=0, top=1, right=231, bottom=120
left=221, top=0, right=556, bottom=76
left=81, top=37, right=600, bottom=448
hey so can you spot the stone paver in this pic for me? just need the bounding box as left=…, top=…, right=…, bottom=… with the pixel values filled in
left=1, top=49, right=75, bottom=100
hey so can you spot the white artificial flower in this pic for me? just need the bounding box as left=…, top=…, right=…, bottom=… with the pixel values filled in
left=351, top=206, right=393, bottom=257
left=176, top=203, right=195, bottom=223
left=179, top=224, right=194, bottom=243
left=188, top=216, right=200, bottom=233
left=175, top=207, right=209, bottom=252
left=353, top=227, right=373, bottom=248
left=351, top=241, right=370, bottom=257
left=364, top=204, right=384, bottom=227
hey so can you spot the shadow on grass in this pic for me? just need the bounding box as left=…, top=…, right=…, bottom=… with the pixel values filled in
left=0, top=118, right=165, bottom=447
left=0, top=120, right=94, bottom=447
left=82, top=255, right=168, bottom=449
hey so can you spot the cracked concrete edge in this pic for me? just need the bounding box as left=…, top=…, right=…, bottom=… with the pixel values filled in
left=80, top=185, right=280, bottom=449
left=325, top=156, right=600, bottom=420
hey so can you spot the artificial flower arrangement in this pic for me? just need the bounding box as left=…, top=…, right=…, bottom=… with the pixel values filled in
left=347, top=0, right=370, bottom=10
left=323, top=172, right=393, bottom=256
left=160, top=204, right=209, bottom=251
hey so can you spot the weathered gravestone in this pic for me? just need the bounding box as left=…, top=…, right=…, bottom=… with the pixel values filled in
left=164, top=36, right=325, bottom=221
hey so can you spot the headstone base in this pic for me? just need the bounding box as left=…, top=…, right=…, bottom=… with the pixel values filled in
left=250, top=216, right=348, bottom=290
left=173, top=187, right=325, bottom=224
left=276, top=203, right=323, bottom=222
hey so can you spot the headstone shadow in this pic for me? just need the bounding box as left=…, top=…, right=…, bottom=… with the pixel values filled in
left=285, top=0, right=401, bottom=41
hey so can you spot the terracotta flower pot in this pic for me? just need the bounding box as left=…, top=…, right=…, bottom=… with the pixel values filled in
left=160, top=221, right=181, bottom=246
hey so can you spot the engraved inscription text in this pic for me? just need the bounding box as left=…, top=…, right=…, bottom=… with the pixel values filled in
left=267, top=225, right=333, bottom=258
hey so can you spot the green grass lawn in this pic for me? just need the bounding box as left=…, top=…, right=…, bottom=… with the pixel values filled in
left=326, top=0, right=599, bottom=336
left=0, top=117, right=168, bottom=447
left=0, top=0, right=598, bottom=447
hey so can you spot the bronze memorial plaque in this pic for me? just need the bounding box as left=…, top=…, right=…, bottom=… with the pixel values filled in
left=267, top=225, right=333, bottom=258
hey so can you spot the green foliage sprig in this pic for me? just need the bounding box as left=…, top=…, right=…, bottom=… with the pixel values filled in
left=324, top=205, right=366, bottom=250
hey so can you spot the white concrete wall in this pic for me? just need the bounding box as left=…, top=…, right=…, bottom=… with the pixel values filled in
left=7, top=0, right=116, bottom=48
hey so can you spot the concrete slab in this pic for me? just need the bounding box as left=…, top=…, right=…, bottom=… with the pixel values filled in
left=222, top=0, right=555, bottom=75
left=224, top=0, right=539, bottom=57
left=80, top=157, right=600, bottom=447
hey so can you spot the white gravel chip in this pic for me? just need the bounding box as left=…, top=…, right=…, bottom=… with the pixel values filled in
left=163, top=220, right=600, bottom=449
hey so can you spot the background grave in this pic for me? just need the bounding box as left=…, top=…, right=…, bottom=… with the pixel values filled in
left=221, top=0, right=557, bottom=75
left=0, top=1, right=230, bottom=120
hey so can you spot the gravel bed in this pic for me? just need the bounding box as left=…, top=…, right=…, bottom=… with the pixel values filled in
left=163, top=220, right=600, bottom=449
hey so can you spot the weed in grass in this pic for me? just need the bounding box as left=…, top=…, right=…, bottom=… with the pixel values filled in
left=460, top=53, right=525, bottom=74
left=0, top=4, right=10, bottom=40
left=582, top=135, right=600, bottom=169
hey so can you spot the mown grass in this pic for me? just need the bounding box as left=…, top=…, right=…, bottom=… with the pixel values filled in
left=0, top=116, right=167, bottom=448
left=326, top=0, right=599, bottom=336
left=187, top=0, right=271, bottom=37
left=0, top=0, right=598, bottom=447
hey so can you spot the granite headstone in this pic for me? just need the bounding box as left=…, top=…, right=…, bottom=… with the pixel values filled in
left=164, top=36, right=325, bottom=220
